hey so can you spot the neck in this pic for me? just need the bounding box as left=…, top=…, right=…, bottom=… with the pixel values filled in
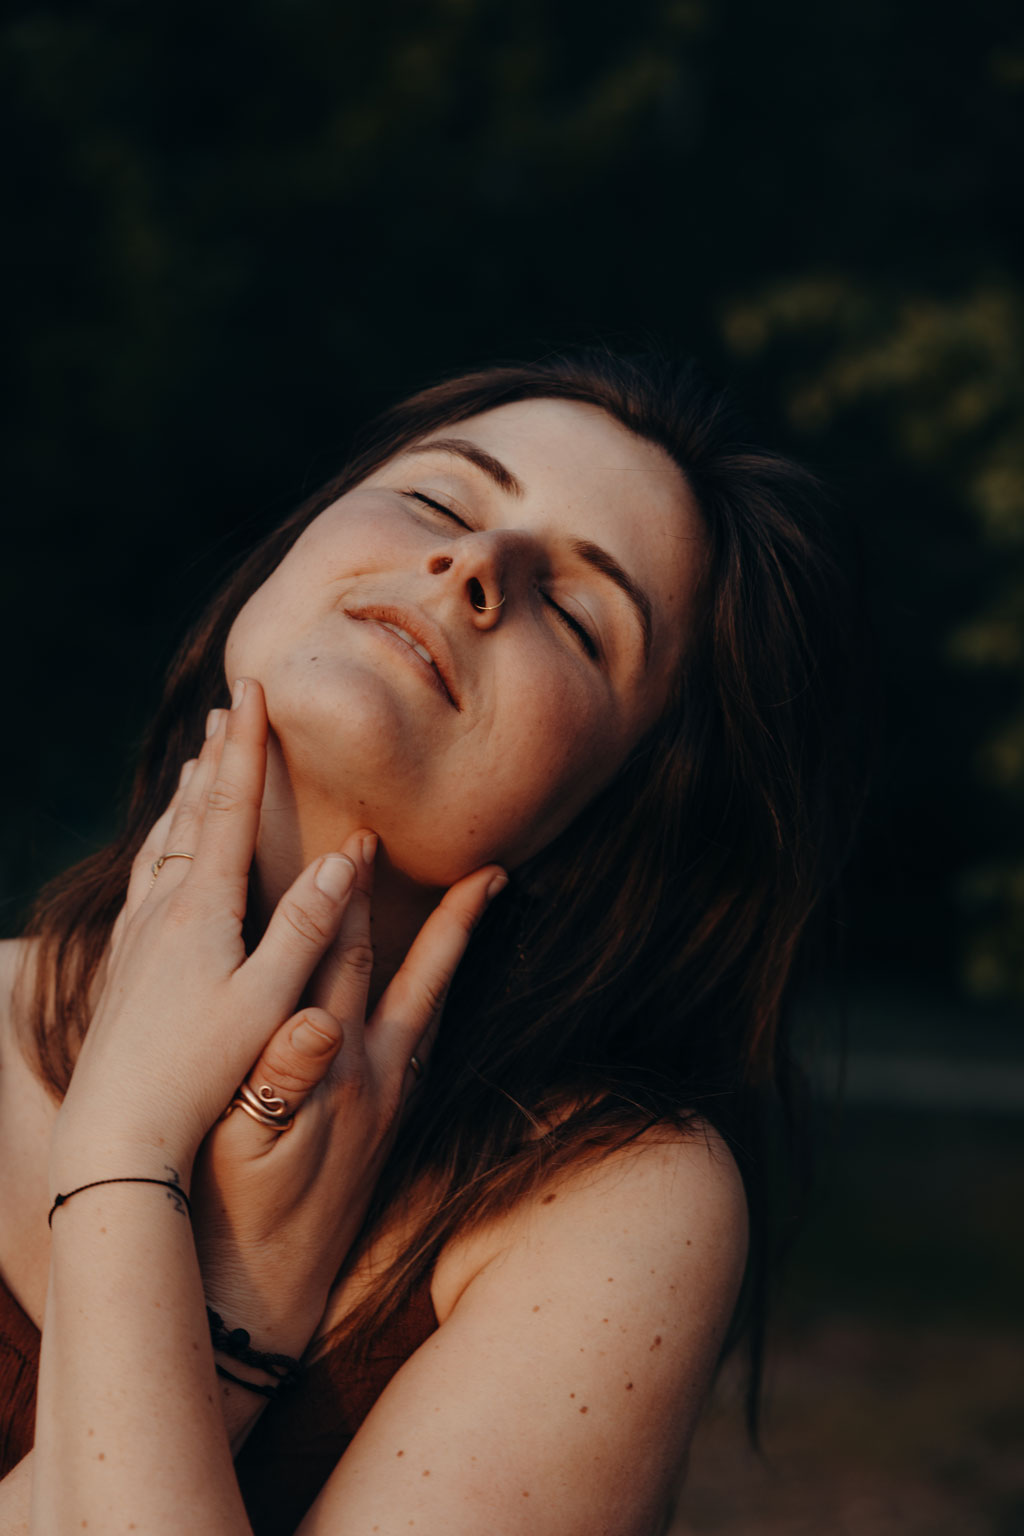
left=248, top=740, right=442, bottom=1010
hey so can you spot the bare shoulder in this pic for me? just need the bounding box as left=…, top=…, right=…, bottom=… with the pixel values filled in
left=0, top=935, right=53, bottom=1141
left=433, top=1116, right=749, bottom=1327
left=539, top=1116, right=749, bottom=1248
left=305, top=1120, right=749, bottom=1535
left=0, top=938, right=31, bottom=1066
left=0, top=937, right=55, bottom=1329
left=0, top=937, right=27, bottom=1003
left=0, top=937, right=46, bottom=1086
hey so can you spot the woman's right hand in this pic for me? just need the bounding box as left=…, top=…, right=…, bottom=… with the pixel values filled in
left=105, top=692, right=505, bottom=1357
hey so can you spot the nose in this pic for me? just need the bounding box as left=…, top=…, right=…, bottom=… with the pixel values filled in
left=428, top=530, right=528, bottom=631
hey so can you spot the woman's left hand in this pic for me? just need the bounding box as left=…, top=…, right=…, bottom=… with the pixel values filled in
left=51, top=678, right=504, bottom=1341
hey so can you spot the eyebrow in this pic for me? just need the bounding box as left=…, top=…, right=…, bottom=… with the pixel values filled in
left=404, top=435, right=654, bottom=664
left=404, top=437, right=526, bottom=499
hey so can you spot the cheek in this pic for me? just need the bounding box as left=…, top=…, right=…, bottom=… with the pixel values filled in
left=450, top=664, right=624, bottom=865
left=224, top=546, right=322, bottom=680
left=224, top=587, right=278, bottom=683
left=224, top=498, right=421, bottom=672
left=497, top=675, right=604, bottom=787
left=514, top=641, right=615, bottom=754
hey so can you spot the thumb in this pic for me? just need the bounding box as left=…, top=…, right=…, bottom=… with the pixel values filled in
left=220, top=1007, right=343, bottom=1143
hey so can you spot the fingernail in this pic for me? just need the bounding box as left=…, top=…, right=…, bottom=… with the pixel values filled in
left=231, top=678, right=247, bottom=710
left=205, top=708, right=223, bottom=739
left=485, top=871, right=509, bottom=902
left=315, top=853, right=356, bottom=901
left=179, top=759, right=197, bottom=788
left=291, top=1018, right=338, bottom=1057
left=361, top=833, right=378, bottom=866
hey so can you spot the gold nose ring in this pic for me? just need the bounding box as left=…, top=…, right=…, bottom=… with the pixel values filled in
left=471, top=591, right=506, bottom=612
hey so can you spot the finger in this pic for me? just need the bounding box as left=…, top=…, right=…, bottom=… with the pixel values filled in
left=147, top=711, right=230, bottom=903
left=368, top=866, right=508, bottom=1080
left=108, top=905, right=127, bottom=962
left=123, top=753, right=204, bottom=922
left=216, top=1005, right=344, bottom=1150
left=242, top=847, right=359, bottom=1025
left=307, top=832, right=378, bottom=1032
left=189, top=678, right=267, bottom=899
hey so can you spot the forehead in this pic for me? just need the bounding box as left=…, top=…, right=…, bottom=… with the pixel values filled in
left=402, top=398, right=705, bottom=667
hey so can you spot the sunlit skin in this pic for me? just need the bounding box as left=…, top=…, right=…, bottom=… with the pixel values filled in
left=226, top=398, right=705, bottom=986
left=0, top=399, right=751, bottom=1536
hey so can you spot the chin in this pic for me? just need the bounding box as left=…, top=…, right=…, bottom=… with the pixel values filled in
left=265, top=651, right=444, bottom=776
left=254, top=679, right=464, bottom=883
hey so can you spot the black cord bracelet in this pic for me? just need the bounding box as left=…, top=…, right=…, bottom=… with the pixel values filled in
left=48, top=1176, right=192, bottom=1227
left=214, top=1362, right=283, bottom=1399
left=206, top=1307, right=303, bottom=1393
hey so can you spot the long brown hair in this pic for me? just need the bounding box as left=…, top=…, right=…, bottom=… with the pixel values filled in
left=20, top=346, right=872, bottom=1436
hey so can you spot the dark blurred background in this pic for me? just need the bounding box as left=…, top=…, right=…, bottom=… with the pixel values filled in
left=2, top=2, right=1021, bottom=1529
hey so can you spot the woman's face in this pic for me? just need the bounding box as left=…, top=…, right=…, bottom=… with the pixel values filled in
left=226, top=398, right=704, bottom=886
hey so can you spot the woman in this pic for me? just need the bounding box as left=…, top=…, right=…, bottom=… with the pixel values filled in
left=0, top=348, right=866, bottom=1534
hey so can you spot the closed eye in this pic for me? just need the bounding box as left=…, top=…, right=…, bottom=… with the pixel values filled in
left=541, top=592, right=598, bottom=660
left=405, top=490, right=597, bottom=660
left=403, top=490, right=472, bottom=530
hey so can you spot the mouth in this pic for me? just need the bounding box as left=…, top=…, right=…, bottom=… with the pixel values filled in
left=343, top=603, right=461, bottom=710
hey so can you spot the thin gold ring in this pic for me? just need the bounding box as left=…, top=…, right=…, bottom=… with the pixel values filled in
left=408, top=1054, right=423, bottom=1080
left=150, top=851, right=195, bottom=887
left=471, top=592, right=505, bottom=612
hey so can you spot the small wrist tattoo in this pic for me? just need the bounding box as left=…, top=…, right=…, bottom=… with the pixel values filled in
left=163, top=1165, right=189, bottom=1217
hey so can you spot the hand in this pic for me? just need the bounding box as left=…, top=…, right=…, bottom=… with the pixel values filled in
left=190, top=824, right=502, bottom=1347
left=51, top=681, right=506, bottom=1343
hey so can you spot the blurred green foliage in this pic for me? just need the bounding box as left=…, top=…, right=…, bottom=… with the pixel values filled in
left=2, top=0, right=1022, bottom=1012
left=723, top=275, right=1024, bottom=997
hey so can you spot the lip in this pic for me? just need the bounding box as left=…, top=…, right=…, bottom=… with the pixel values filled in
left=343, top=602, right=462, bottom=710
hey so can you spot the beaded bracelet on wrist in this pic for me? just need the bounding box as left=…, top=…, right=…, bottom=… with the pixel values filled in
left=206, top=1307, right=303, bottom=1396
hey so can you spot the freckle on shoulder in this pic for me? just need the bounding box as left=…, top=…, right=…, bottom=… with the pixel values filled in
left=582, top=1119, right=749, bottom=1278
